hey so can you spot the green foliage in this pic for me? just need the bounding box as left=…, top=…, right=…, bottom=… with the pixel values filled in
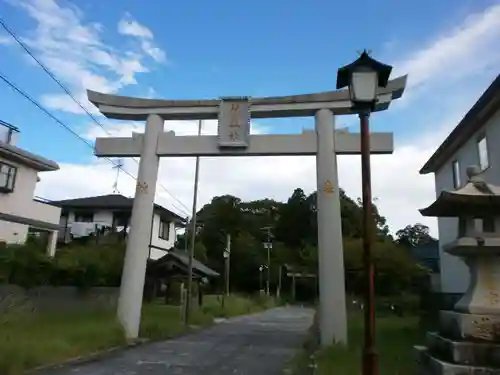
left=396, top=223, right=436, bottom=248
left=344, top=238, right=427, bottom=296
left=0, top=243, right=52, bottom=288
left=192, top=186, right=424, bottom=300
left=0, top=242, right=125, bottom=290
left=0, top=186, right=426, bottom=299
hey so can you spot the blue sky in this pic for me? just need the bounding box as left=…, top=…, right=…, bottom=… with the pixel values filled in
left=0, top=0, right=499, bottom=232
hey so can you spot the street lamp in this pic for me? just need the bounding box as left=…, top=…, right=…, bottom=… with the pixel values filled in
left=336, top=50, right=393, bottom=375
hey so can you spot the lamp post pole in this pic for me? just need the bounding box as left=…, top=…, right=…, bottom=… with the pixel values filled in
left=360, top=111, right=377, bottom=375
left=336, top=50, right=397, bottom=375
left=261, top=226, right=272, bottom=296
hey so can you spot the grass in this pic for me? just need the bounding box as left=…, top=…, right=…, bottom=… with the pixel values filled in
left=288, top=313, right=424, bottom=375
left=312, top=313, right=424, bottom=375
left=200, top=293, right=276, bottom=318
left=0, top=293, right=275, bottom=375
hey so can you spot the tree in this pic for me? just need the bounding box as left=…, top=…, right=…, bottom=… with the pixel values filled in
left=396, top=223, right=435, bottom=248
left=275, top=188, right=314, bottom=249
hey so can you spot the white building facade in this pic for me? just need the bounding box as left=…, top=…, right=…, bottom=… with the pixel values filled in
left=420, top=74, right=500, bottom=296
left=0, top=121, right=61, bottom=254
left=54, top=194, right=183, bottom=260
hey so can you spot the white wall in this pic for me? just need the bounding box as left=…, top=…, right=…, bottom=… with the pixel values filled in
left=434, top=109, right=500, bottom=293
left=0, top=220, right=28, bottom=244
left=0, top=156, right=60, bottom=244
left=61, top=209, right=176, bottom=260
left=150, top=213, right=175, bottom=260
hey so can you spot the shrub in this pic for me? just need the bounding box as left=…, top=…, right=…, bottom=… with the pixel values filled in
left=0, top=242, right=125, bottom=290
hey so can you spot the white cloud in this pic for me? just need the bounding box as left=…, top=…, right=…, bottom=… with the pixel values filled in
left=140, top=39, right=166, bottom=62
left=0, top=35, right=13, bottom=45
left=118, top=13, right=166, bottom=63
left=30, top=3, right=500, bottom=239
left=393, top=3, right=500, bottom=96
left=4, top=0, right=163, bottom=113
left=118, top=13, right=153, bottom=39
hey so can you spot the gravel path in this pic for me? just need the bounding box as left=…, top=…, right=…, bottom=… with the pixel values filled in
left=40, top=306, right=314, bottom=375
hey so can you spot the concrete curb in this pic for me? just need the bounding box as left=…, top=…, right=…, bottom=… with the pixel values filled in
left=25, top=339, right=149, bottom=374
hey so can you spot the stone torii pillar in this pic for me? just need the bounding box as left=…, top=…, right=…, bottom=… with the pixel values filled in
left=316, top=108, right=345, bottom=344
left=87, top=75, right=407, bottom=344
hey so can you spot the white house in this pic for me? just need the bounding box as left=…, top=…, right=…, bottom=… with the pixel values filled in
left=420, top=73, right=500, bottom=299
left=0, top=121, right=62, bottom=254
left=52, top=194, right=186, bottom=260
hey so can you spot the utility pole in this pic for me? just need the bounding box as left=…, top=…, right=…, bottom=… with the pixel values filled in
left=261, top=226, right=273, bottom=296
left=277, top=265, right=282, bottom=299
left=222, top=233, right=231, bottom=309
left=225, top=233, right=231, bottom=296
left=185, top=119, right=202, bottom=325
left=111, top=158, right=124, bottom=193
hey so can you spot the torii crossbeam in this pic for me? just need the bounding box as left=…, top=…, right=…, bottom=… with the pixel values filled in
left=88, top=75, right=407, bottom=346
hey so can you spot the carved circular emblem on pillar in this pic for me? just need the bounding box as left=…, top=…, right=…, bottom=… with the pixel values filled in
left=136, top=181, right=148, bottom=194
left=323, top=180, right=334, bottom=194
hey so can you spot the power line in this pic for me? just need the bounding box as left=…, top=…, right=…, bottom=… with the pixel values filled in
left=0, top=70, right=190, bottom=217
left=0, top=18, right=191, bottom=217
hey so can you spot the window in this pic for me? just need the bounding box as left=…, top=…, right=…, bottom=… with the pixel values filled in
left=483, top=217, right=495, bottom=233
left=74, top=213, right=94, bottom=222
left=452, top=160, right=460, bottom=188
left=477, top=135, right=489, bottom=170
left=159, top=220, right=170, bottom=240
left=0, top=162, right=17, bottom=193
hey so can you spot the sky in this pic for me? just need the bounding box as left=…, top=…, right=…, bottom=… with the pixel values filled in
left=0, top=0, right=499, bottom=237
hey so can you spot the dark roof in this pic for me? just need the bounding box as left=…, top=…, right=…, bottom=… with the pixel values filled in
left=0, top=140, right=59, bottom=171
left=152, top=249, right=219, bottom=278
left=0, top=211, right=61, bottom=231
left=420, top=74, right=500, bottom=174
left=52, top=194, right=185, bottom=223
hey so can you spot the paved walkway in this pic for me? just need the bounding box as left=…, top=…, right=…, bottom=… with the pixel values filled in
left=41, top=306, right=314, bottom=375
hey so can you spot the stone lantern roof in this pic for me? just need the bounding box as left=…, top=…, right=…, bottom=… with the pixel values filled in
left=420, top=165, right=500, bottom=217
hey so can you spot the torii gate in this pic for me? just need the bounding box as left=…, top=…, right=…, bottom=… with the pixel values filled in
left=87, top=75, right=406, bottom=346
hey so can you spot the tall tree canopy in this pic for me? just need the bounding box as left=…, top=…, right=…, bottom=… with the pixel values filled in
left=176, top=187, right=425, bottom=297
left=396, top=223, right=436, bottom=248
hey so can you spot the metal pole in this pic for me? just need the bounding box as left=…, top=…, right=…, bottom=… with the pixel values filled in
left=259, top=268, right=263, bottom=291
left=277, top=265, right=282, bottom=299
left=184, top=219, right=189, bottom=252
left=360, top=112, right=378, bottom=375
left=226, top=233, right=231, bottom=296
left=267, top=249, right=270, bottom=295
left=185, top=119, right=202, bottom=325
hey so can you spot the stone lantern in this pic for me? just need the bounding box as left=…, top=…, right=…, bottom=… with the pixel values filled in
left=416, top=165, right=500, bottom=374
